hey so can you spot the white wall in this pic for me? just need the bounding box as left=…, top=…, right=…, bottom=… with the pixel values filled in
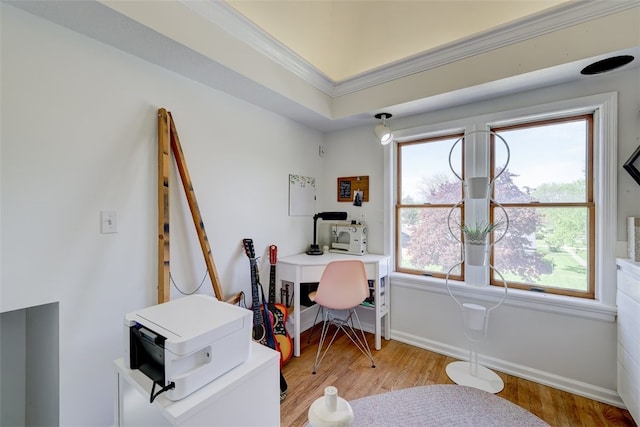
left=315, top=127, right=387, bottom=254
left=323, top=67, right=640, bottom=406
left=2, top=2, right=638, bottom=424
left=1, top=5, right=323, bottom=425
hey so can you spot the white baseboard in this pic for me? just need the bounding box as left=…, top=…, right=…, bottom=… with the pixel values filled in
left=295, top=307, right=626, bottom=409
left=391, top=330, right=626, bottom=409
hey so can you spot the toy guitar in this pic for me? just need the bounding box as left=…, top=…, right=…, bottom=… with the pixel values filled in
left=268, top=245, right=293, bottom=365
left=242, top=238, right=270, bottom=347
left=242, top=239, right=288, bottom=402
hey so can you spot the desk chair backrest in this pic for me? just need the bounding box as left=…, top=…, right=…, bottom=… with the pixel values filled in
left=314, top=260, right=368, bottom=310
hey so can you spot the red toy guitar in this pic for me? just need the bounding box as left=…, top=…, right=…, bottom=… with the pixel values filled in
left=268, top=245, right=293, bottom=365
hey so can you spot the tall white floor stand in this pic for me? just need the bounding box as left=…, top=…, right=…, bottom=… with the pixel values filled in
left=445, top=264, right=508, bottom=394
left=443, top=130, right=511, bottom=394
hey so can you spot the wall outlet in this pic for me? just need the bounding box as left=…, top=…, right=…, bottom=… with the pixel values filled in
left=100, top=211, right=118, bottom=234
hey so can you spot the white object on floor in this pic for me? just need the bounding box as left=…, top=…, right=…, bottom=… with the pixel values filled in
left=445, top=361, right=504, bottom=393
left=308, top=386, right=354, bottom=427
left=445, top=266, right=508, bottom=394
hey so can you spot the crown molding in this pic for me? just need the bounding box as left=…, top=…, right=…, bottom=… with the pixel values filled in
left=181, top=0, right=335, bottom=94
left=184, top=0, right=639, bottom=97
left=334, top=1, right=640, bottom=96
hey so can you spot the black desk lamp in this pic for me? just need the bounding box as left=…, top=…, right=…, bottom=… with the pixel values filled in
left=306, top=211, right=348, bottom=255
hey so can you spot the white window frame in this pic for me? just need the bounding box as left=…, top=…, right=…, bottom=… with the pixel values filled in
left=385, top=92, right=618, bottom=320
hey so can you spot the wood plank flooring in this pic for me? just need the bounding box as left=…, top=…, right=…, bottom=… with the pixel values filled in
left=280, top=330, right=636, bottom=427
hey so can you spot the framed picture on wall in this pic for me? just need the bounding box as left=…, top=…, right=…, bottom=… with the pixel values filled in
left=623, top=145, right=640, bottom=186
left=289, top=174, right=316, bottom=216
left=338, top=179, right=351, bottom=200
left=337, top=176, right=369, bottom=202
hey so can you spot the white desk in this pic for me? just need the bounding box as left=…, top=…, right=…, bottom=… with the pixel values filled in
left=277, top=252, right=391, bottom=357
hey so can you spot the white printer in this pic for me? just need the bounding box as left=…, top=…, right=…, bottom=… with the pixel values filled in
left=124, top=294, right=251, bottom=401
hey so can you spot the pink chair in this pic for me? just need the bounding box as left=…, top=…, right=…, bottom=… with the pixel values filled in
left=310, top=260, right=376, bottom=374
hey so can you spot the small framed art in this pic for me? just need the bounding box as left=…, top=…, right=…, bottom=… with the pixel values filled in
left=337, top=176, right=369, bottom=203
left=623, top=145, right=640, bottom=186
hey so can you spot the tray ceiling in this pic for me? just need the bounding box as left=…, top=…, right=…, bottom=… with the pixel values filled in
left=226, top=0, right=568, bottom=82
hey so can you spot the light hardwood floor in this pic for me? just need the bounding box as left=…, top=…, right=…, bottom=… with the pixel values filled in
left=280, top=330, right=636, bottom=427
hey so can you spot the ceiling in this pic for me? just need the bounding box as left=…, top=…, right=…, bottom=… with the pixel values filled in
left=5, top=0, right=639, bottom=132
left=226, top=0, right=568, bottom=82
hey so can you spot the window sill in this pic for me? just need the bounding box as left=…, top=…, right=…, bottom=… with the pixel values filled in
left=390, top=272, right=617, bottom=323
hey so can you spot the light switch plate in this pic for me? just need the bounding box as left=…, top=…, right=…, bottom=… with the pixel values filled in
left=100, top=211, right=118, bottom=234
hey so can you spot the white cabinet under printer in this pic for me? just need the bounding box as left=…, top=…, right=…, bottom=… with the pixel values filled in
left=114, top=343, right=279, bottom=426
left=114, top=295, right=280, bottom=426
left=616, top=258, right=640, bottom=424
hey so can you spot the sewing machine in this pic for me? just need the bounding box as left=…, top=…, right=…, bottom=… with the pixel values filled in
left=329, top=222, right=367, bottom=255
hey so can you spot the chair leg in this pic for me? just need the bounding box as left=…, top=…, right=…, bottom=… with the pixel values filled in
left=312, top=309, right=335, bottom=374
left=311, top=308, right=375, bottom=374
left=343, top=309, right=375, bottom=368
left=312, top=309, right=347, bottom=374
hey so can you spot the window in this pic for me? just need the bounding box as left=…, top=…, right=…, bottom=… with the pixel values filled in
left=490, top=116, right=594, bottom=298
left=396, top=133, right=463, bottom=279
left=394, top=96, right=611, bottom=300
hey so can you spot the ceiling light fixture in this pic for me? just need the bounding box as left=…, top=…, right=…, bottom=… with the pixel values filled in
left=374, top=113, right=393, bottom=145
left=580, top=55, right=635, bottom=75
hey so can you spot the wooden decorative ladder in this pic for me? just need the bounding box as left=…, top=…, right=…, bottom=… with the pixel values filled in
left=157, top=108, right=241, bottom=305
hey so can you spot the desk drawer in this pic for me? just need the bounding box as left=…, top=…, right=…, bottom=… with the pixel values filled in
left=300, top=266, right=325, bottom=283
left=301, top=263, right=384, bottom=282
left=364, top=264, right=376, bottom=279
left=365, top=261, right=388, bottom=279
left=378, top=258, right=390, bottom=277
